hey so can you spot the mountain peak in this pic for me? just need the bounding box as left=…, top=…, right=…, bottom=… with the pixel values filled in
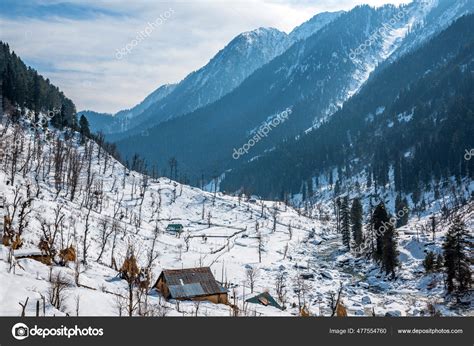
left=289, top=10, right=344, bottom=42
left=231, top=27, right=287, bottom=47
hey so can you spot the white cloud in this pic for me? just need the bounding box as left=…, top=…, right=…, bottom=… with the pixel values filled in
left=0, top=0, right=412, bottom=113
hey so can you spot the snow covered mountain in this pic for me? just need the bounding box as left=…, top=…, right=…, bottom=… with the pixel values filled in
left=86, top=12, right=344, bottom=138
left=87, top=27, right=291, bottom=137
left=221, top=13, right=474, bottom=198
left=390, top=0, right=474, bottom=62
left=163, top=27, right=289, bottom=115
left=115, top=0, right=473, bottom=185
left=114, top=3, right=423, bottom=180
left=289, top=10, right=344, bottom=42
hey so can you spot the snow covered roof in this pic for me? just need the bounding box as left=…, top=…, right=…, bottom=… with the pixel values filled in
left=13, top=249, right=43, bottom=257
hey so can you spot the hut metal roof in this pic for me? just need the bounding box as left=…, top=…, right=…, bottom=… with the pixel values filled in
left=160, top=267, right=226, bottom=299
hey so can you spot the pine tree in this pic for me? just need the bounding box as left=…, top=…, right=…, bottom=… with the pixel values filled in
left=412, top=181, right=421, bottom=210
left=423, top=251, right=436, bottom=273
left=382, top=221, right=398, bottom=278
left=350, top=197, right=363, bottom=247
left=435, top=253, right=444, bottom=271
left=443, top=218, right=471, bottom=294
left=79, top=115, right=90, bottom=141
left=334, top=179, right=341, bottom=196
left=395, top=194, right=409, bottom=228
left=340, top=196, right=350, bottom=251
left=371, top=202, right=389, bottom=262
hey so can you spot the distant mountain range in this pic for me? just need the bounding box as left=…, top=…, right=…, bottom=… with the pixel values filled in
left=82, top=0, right=473, bottom=196
left=80, top=11, right=343, bottom=137
left=80, top=83, right=176, bottom=134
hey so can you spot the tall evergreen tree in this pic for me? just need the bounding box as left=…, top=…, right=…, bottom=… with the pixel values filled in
left=443, top=218, right=471, bottom=294
left=382, top=221, right=398, bottom=278
left=340, top=196, right=350, bottom=251
left=395, top=194, right=409, bottom=228
left=371, top=202, right=389, bottom=262
left=350, top=197, right=363, bottom=247
left=79, top=114, right=91, bottom=141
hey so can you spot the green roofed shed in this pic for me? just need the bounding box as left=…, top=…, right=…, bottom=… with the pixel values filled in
left=246, top=291, right=283, bottom=310
left=166, top=224, right=184, bottom=233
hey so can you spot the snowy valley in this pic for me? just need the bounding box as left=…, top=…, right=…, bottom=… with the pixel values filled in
left=0, top=117, right=472, bottom=317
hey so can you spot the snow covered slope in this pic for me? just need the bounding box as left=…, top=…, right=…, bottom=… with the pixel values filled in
left=0, top=119, right=472, bottom=317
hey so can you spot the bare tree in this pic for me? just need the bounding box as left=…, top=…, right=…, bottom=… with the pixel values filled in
left=53, top=137, right=66, bottom=197
left=119, top=245, right=140, bottom=316
left=39, top=217, right=59, bottom=259
left=49, top=271, right=70, bottom=310
left=114, top=295, right=127, bottom=317
left=17, top=188, right=33, bottom=236
left=327, top=282, right=344, bottom=317
left=4, top=185, right=23, bottom=237
left=283, top=243, right=289, bottom=260
left=19, top=297, right=29, bottom=317
left=149, top=301, right=169, bottom=317
left=8, top=125, right=23, bottom=184
left=96, top=218, right=113, bottom=262
left=246, top=267, right=260, bottom=293
left=52, top=205, right=65, bottom=248
left=272, top=203, right=278, bottom=233
left=75, top=295, right=80, bottom=316
left=257, top=230, right=264, bottom=263
left=294, top=275, right=310, bottom=311
left=146, top=224, right=160, bottom=269
left=110, top=221, right=121, bottom=270
left=82, top=204, right=92, bottom=265
left=67, top=149, right=82, bottom=201
left=193, top=300, right=201, bottom=317
left=275, top=271, right=287, bottom=308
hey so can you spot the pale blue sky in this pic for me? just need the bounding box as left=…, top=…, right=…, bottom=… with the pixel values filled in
left=0, top=0, right=411, bottom=113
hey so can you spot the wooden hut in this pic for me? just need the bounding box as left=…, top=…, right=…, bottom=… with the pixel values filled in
left=154, top=267, right=228, bottom=304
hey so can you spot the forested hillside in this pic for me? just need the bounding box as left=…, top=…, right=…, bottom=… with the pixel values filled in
left=221, top=15, right=474, bottom=199
left=0, top=42, right=77, bottom=129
